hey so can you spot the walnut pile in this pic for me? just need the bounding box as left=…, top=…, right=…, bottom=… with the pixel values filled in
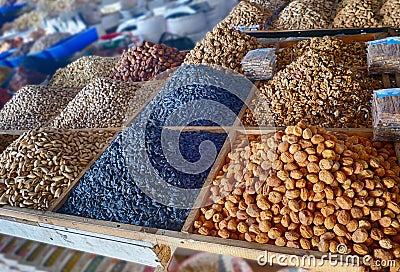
left=380, top=0, right=400, bottom=28
left=184, top=26, right=260, bottom=73
left=249, top=36, right=383, bottom=128
left=193, top=122, right=400, bottom=271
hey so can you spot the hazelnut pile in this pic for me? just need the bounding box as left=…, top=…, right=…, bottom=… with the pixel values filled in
left=380, top=0, right=400, bottom=28
left=218, top=1, right=272, bottom=30
left=249, top=37, right=383, bottom=128
left=333, top=0, right=381, bottom=28
left=110, top=41, right=186, bottom=82
left=193, top=122, right=400, bottom=271
left=184, top=26, right=260, bottom=73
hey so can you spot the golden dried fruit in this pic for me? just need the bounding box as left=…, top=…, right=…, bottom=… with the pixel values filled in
left=268, top=227, right=282, bottom=239
left=346, top=220, right=358, bottom=233
left=333, top=224, right=348, bottom=237
left=336, top=210, right=351, bottom=225
left=299, top=210, right=313, bottom=225
left=275, top=236, right=287, bottom=247
left=352, top=228, right=369, bottom=243
left=353, top=244, right=369, bottom=256
left=300, top=225, right=313, bottom=239
left=237, top=222, right=249, bottom=233
left=255, top=233, right=269, bottom=244
left=300, top=238, right=311, bottom=250
left=294, top=151, right=308, bottom=163
left=337, top=196, right=352, bottom=210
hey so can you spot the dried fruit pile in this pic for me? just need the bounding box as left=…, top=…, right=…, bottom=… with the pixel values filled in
left=110, top=41, right=186, bottom=82
left=193, top=122, right=400, bottom=271
left=249, top=37, right=382, bottom=128
left=0, top=129, right=116, bottom=210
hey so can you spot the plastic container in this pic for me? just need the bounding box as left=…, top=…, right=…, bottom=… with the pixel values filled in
left=137, top=15, right=166, bottom=43
left=167, top=12, right=208, bottom=36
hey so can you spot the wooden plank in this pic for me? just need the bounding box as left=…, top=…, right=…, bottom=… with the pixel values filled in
left=163, top=126, right=230, bottom=133
left=0, top=218, right=162, bottom=267
left=0, top=130, right=27, bottom=136
left=0, top=208, right=360, bottom=271
left=395, top=73, right=400, bottom=88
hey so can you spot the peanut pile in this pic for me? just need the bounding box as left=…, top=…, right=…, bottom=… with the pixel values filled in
left=218, top=1, right=272, bottom=30
left=0, top=85, right=80, bottom=130
left=49, top=56, right=119, bottom=89
left=184, top=26, right=260, bottom=73
left=0, top=129, right=116, bottom=210
left=269, top=1, right=330, bottom=30
left=249, top=37, right=382, bottom=128
left=193, top=122, right=400, bottom=271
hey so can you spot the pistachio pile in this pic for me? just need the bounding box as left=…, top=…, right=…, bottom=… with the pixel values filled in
left=110, top=41, right=185, bottom=82
left=193, top=122, right=400, bottom=271
left=0, top=85, right=80, bottom=130
left=218, top=1, right=272, bottom=29
left=249, top=37, right=382, bottom=128
left=49, top=56, right=119, bottom=89
left=184, top=26, right=260, bottom=73
left=50, top=77, right=143, bottom=129
left=0, top=129, right=116, bottom=210
left=269, top=1, right=330, bottom=30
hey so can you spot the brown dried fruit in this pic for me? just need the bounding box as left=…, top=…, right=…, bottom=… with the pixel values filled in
left=352, top=228, right=369, bottom=243
left=336, top=210, right=351, bottom=225
left=337, top=196, right=352, bottom=210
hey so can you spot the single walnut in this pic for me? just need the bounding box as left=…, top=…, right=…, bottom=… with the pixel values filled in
left=218, top=229, right=230, bottom=239
left=300, top=238, right=311, bottom=250
left=299, top=210, right=314, bottom=225
left=379, top=216, right=392, bottom=228
left=268, top=191, right=283, bottom=203
left=314, top=225, right=327, bottom=236
left=379, top=238, right=393, bottom=249
left=314, top=212, right=325, bottom=226
left=294, top=151, right=308, bottom=163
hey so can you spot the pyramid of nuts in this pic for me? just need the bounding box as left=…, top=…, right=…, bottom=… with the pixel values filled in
left=296, top=0, right=336, bottom=21
left=246, top=0, right=287, bottom=12
left=380, top=0, right=400, bottom=28
left=218, top=1, right=272, bottom=30
left=110, top=41, right=186, bottom=82
left=269, top=1, right=330, bottom=30
left=250, top=37, right=382, bottom=128
left=193, top=122, right=400, bottom=271
left=184, top=26, right=260, bottom=73
left=333, top=0, right=381, bottom=28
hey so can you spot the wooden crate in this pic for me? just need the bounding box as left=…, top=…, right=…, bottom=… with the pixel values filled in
left=182, top=127, right=400, bottom=271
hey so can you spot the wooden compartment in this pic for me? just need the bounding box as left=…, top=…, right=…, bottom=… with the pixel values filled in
left=182, top=127, right=400, bottom=271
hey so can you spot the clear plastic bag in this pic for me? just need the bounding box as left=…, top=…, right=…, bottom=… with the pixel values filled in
left=367, top=37, right=400, bottom=74
left=241, top=48, right=277, bottom=80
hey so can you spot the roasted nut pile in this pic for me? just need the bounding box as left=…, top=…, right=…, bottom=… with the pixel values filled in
left=193, top=122, right=400, bottom=271
left=59, top=132, right=192, bottom=231
left=249, top=37, right=382, bottom=128
left=380, top=0, right=400, bottom=28
left=50, top=77, right=143, bottom=129
left=49, top=56, right=119, bottom=89
left=110, top=41, right=185, bottom=82
left=218, top=1, right=272, bottom=29
left=29, top=33, right=71, bottom=54
left=277, top=37, right=368, bottom=71
left=184, top=26, right=260, bottom=73
left=269, top=1, right=330, bottom=30
left=0, top=85, right=80, bottom=130
left=333, top=0, right=381, bottom=28
left=0, top=135, right=18, bottom=153
left=246, top=0, right=287, bottom=12
left=0, top=129, right=116, bottom=210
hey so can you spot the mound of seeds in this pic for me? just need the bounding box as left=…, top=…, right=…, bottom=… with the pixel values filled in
left=297, top=0, right=336, bottom=21
left=184, top=26, right=260, bottom=73
left=110, top=41, right=186, bottom=82
left=333, top=0, right=381, bottom=28
left=250, top=37, right=382, bottom=128
left=193, top=123, right=400, bottom=271
left=277, top=37, right=367, bottom=71
left=380, top=0, right=400, bottom=27
left=59, top=132, right=192, bottom=231
left=50, top=77, right=154, bottom=129
left=269, top=1, right=330, bottom=30
left=218, top=1, right=272, bottom=29
left=246, top=0, right=287, bottom=12
left=0, top=85, right=80, bottom=130
left=0, top=129, right=116, bottom=210
left=49, top=56, right=119, bottom=89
